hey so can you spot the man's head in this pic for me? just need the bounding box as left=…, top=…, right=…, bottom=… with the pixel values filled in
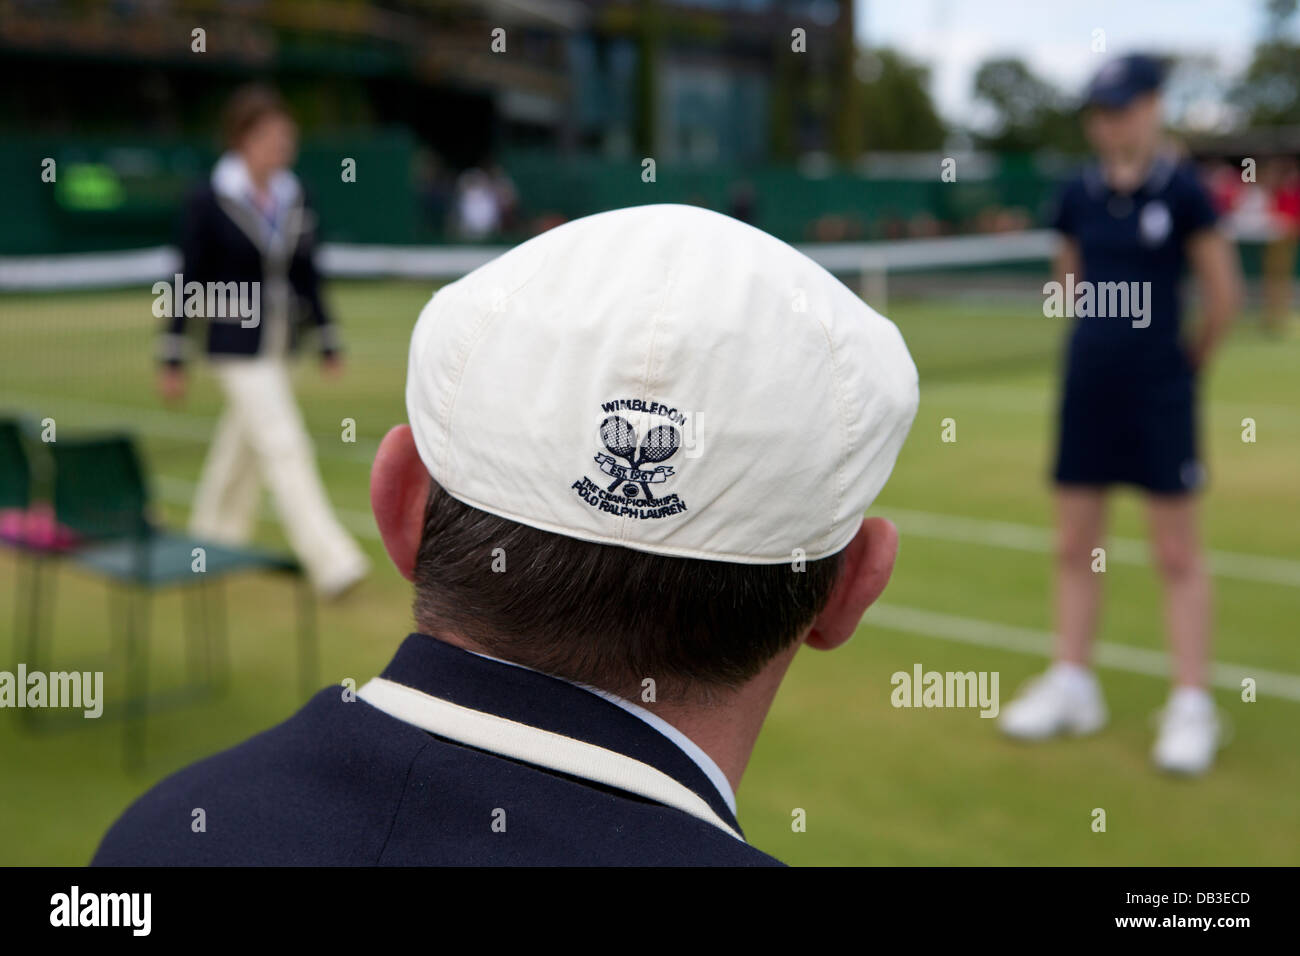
left=372, top=204, right=917, bottom=703
left=372, top=427, right=900, bottom=703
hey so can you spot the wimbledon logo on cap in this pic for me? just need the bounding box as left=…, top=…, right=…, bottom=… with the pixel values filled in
left=571, top=399, right=689, bottom=521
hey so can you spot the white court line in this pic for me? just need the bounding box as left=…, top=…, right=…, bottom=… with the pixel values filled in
left=146, top=477, right=1300, bottom=702
left=869, top=604, right=1300, bottom=702
left=878, top=506, right=1300, bottom=589
left=921, top=381, right=1300, bottom=424
left=152, top=476, right=381, bottom=540
left=76, top=416, right=1300, bottom=589
left=149, top=477, right=1300, bottom=589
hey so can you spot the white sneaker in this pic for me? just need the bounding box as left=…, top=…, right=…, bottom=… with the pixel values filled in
left=998, top=663, right=1107, bottom=740
left=1152, top=689, right=1221, bottom=775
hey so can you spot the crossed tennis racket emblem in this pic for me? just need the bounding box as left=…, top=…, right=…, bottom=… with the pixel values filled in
left=595, top=415, right=681, bottom=502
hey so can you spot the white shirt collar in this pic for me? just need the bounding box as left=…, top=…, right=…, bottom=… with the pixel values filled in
left=1085, top=148, right=1178, bottom=198
left=211, top=151, right=301, bottom=209
left=459, top=646, right=738, bottom=817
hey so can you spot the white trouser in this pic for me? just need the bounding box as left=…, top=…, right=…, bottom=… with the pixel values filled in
left=189, top=356, right=367, bottom=592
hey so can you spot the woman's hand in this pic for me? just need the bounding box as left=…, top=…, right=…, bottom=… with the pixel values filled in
left=158, top=366, right=186, bottom=402
left=1186, top=229, right=1243, bottom=373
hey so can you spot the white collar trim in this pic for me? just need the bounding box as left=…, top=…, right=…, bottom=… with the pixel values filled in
left=461, top=646, right=738, bottom=817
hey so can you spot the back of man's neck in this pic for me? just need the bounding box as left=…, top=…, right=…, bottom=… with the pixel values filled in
left=426, top=629, right=799, bottom=797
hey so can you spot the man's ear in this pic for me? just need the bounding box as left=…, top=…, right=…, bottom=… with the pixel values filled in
left=804, top=517, right=899, bottom=651
left=370, top=424, right=431, bottom=582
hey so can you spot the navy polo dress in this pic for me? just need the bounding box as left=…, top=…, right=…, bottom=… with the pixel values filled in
left=1049, top=154, right=1219, bottom=494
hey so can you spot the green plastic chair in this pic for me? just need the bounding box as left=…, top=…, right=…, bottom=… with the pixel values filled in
left=33, top=432, right=318, bottom=769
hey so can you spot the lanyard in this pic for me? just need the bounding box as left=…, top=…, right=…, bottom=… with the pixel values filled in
left=357, top=677, right=745, bottom=843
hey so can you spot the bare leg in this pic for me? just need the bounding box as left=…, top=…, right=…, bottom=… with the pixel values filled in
left=1145, top=494, right=1211, bottom=688
left=997, top=485, right=1111, bottom=738
left=1054, top=486, right=1109, bottom=666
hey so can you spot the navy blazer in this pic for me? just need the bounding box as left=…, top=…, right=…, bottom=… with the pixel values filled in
left=158, top=183, right=338, bottom=367
left=91, top=633, right=785, bottom=866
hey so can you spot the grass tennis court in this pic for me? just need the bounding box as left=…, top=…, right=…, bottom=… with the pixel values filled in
left=2, top=279, right=1297, bottom=865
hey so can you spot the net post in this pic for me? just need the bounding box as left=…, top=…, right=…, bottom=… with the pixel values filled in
left=860, top=249, right=888, bottom=311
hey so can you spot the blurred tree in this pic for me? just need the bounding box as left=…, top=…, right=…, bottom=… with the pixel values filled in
left=633, top=0, right=662, bottom=156
left=1162, top=54, right=1237, bottom=134
left=1232, top=0, right=1300, bottom=126
left=971, top=57, right=1086, bottom=153
left=856, top=48, right=946, bottom=151
left=833, top=0, right=863, bottom=161
left=1266, top=0, right=1299, bottom=26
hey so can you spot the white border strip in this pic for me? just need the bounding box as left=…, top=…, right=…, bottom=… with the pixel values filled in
left=0, top=247, right=180, bottom=291
left=0, top=231, right=1056, bottom=291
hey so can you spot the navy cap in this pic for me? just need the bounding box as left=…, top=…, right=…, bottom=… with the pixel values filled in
left=1083, top=54, right=1164, bottom=109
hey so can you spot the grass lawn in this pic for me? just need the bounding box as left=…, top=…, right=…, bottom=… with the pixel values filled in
left=1, top=279, right=1296, bottom=865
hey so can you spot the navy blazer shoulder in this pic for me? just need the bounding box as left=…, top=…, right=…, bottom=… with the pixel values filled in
left=91, top=634, right=785, bottom=867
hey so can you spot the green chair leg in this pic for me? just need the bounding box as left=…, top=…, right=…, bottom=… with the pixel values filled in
left=182, top=584, right=206, bottom=688
left=22, top=556, right=45, bottom=668
left=19, top=557, right=54, bottom=729
left=206, top=579, right=230, bottom=689
left=297, top=578, right=318, bottom=700
left=12, top=553, right=32, bottom=668
left=123, top=586, right=151, bottom=773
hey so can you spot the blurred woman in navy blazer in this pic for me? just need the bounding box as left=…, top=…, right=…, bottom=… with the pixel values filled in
left=157, top=85, right=368, bottom=598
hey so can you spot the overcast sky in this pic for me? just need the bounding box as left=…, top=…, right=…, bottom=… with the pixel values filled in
left=855, top=0, right=1290, bottom=125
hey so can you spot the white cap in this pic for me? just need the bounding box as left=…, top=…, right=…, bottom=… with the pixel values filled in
left=406, top=203, right=918, bottom=565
